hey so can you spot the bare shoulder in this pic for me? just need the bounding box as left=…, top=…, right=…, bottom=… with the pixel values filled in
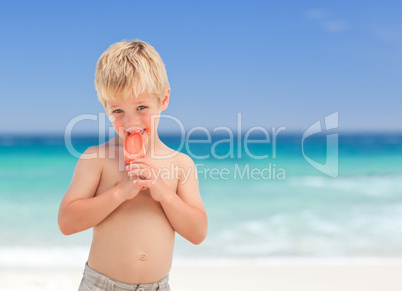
left=82, top=144, right=104, bottom=157
left=79, top=144, right=106, bottom=166
left=73, top=137, right=120, bottom=183
left=174, top=151, right=195, bottom=168
left=168, top=151, right=197, bottom=181
left=81, top=136, right=120, bottom=162
left=173, top=151, right=198, bottom=188
left=63, top=139, right=119, bottom=200
left=72, top=144, right=107, bottom=183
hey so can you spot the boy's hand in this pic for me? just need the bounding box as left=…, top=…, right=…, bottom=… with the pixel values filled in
left=116, top=168, right=144, bottom=201
left=126, top=158, right=170, bottom=202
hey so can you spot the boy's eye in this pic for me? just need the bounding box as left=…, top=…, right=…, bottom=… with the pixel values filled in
left=113, top=109, right=123, bottom=114
left=137, top=106, right=147, bottom=110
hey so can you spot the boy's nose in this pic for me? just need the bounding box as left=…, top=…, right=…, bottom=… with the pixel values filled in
left=124, top=113, right=141, bottom=128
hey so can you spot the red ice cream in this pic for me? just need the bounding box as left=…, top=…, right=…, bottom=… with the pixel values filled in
left=124, top=131, right=145, bottom=164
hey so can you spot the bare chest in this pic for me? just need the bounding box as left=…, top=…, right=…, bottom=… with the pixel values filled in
left=96, top=156, right=179, bottom=196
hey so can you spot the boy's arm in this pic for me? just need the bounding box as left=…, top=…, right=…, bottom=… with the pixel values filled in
left=130, top=154, right=208, bottom=244
left=161, top=154, right=208, bottom=244
left=58, top=146, right=130, bottom=235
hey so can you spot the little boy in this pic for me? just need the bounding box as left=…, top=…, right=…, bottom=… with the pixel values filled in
left=58, top=40, right=208, bottom=291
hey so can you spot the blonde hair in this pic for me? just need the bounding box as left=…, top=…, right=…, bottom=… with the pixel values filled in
left=95, top=40, right=169, bottom=107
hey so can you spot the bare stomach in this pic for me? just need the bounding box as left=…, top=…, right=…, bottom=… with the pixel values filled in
left=87, top=192, right=175, bottom=284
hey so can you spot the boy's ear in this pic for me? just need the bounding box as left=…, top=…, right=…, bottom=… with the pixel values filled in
left=160, top=88, right=170, bottom=111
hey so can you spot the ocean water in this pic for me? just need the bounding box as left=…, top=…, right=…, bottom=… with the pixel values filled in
left=0, top=132, right=402, bottom=268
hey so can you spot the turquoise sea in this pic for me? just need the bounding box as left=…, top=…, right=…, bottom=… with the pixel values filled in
left=1, top=132, right=402, bottom=268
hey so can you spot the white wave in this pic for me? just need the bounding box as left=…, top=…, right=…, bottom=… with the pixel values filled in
left=172, top=256, right=402, bottom=267
left=0, top=246, right=89, bottom=268
left=287, top=175, right=402, bottom=197
left=2, top=246, right=402, bottom=269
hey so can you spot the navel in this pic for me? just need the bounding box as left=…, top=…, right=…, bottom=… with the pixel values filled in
left=139, top=253, right=147, bottom=260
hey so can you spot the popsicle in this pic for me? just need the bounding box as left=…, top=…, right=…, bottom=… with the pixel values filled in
left=124, top=131, right=146, bottom=164
left=124, top=131, right=148, bottom=189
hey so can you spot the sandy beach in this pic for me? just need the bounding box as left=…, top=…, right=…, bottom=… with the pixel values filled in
left=1, top=259, right=401, bottom=291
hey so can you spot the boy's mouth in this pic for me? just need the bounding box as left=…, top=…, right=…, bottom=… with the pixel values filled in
left=125, top=128, right=146, bottom=137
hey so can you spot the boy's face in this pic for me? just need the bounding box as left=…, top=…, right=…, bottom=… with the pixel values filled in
left=106, top=90, right=169, bottom=141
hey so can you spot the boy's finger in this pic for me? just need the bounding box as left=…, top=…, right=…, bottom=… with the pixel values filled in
left=126, top=164, right=142, bottom=171
left=128, top=169, right=152, bottom=179
left=133, top=179, right=152, bottom=187
left=127, top=170, right=137, bottom=177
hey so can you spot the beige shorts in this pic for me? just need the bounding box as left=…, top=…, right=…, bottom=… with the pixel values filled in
left=78, top=262, right=170, bottom=291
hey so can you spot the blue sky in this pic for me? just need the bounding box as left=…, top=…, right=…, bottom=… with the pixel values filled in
left=0, top=0, right=401, bottom=134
